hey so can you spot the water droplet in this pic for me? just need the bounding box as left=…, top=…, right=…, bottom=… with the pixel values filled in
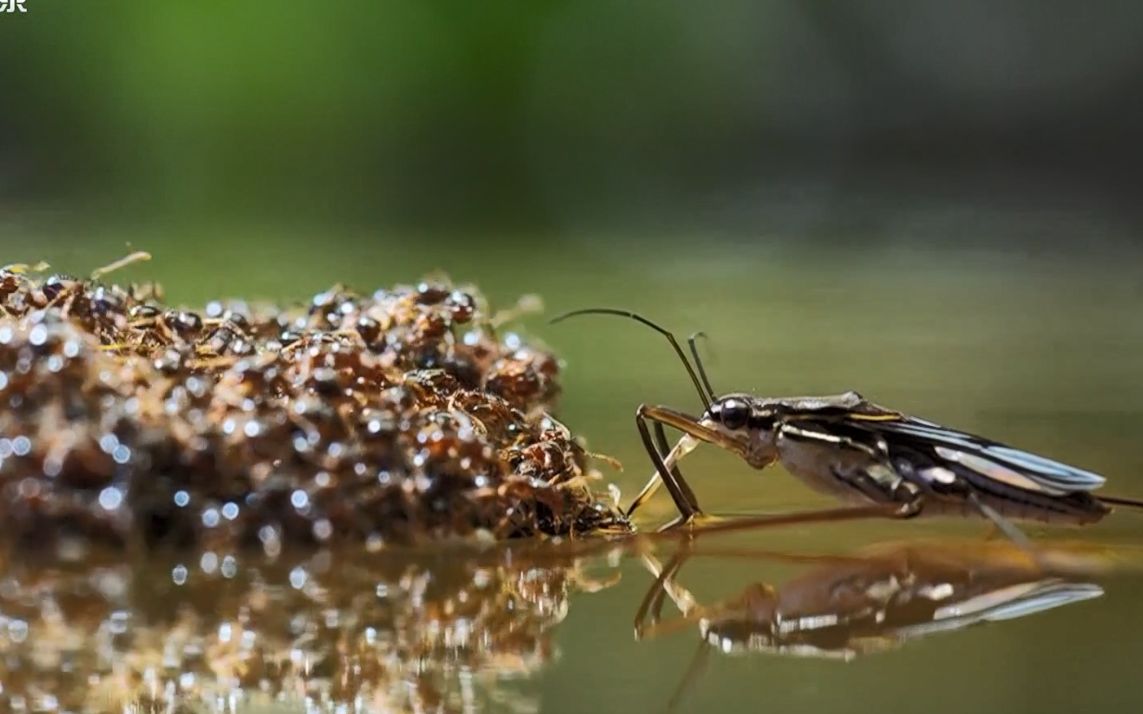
left=7, top=619, right=28, bottom=643
left=173, top=490, right=190, bottom=507
left=111, top=444, right=131, bottom=464
left=289, top=567, right=308, bottom=590
left=12, top=436, right=31, bottom=456
left=98, top=487, right=123, bottom=511
left=312, top=519, right=333, bottom=541
left=28, top=324, right=48, bottom=346
left=221, top=502, right=239, bottom=521
left=171, top=565, right=188, bottom=585
left=108, top=611, right=129, bottom=635
left=290, top=489, right=309, bottom=510
left=201, top=508, right=220, bottom=528
left=42, top=455, right=62, bottom=478
left=99, top=434, right=119, bottom=453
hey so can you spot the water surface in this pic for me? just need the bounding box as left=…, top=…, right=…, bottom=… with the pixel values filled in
left=1, top=213, right=1141, bottom=713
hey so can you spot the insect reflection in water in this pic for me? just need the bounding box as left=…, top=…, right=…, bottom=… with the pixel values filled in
left=633, top=537, right=1113, bottom=710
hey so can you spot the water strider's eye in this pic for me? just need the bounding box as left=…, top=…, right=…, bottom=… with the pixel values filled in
left=717, top=398, right=750, bottom=430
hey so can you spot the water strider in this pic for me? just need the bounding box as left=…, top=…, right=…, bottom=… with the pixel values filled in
left=553, top=309, right=1143, bottom=541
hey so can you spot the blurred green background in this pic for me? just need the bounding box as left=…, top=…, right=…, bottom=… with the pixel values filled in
left=2, top=2, right=1143, bottom=712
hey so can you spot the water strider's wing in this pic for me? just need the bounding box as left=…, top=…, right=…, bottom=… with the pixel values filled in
left=847, top=414, right=1106, bottom=496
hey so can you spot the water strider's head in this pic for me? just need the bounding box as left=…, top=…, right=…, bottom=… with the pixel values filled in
left=697, top=394, right=781, bottom=468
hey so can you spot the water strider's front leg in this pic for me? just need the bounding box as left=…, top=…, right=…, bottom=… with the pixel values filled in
left=635, top=405, right=703, bottom=521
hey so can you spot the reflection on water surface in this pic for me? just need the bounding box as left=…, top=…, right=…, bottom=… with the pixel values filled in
left=0, top=532, right=1135, bottom=713
left=633, top=538, right=1118, bottom=710
left=0, top=542, right=620, bottom=712
left=0, top=233, right=1139, bottom=713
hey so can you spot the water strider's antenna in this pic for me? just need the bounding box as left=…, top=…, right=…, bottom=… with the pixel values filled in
left=550, top=308, right=714, bottom=409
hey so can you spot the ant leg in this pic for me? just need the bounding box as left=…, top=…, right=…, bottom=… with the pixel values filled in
left=636, top=406, right=702, bottom=521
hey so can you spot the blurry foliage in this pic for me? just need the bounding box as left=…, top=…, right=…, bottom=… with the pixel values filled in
left=1, top=1, right=1141, bottom=228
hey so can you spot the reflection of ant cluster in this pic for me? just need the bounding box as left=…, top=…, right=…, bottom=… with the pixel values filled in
left=0, top=260, right=628, bottom=550
left=0, top=545, right=606, bottom=711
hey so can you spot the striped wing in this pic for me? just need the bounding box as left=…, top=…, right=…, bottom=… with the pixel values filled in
left=855, top=416, right=1106, bottom=496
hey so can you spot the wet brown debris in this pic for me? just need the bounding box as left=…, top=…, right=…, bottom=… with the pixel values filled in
left=0, top=260, right=629, bottom=550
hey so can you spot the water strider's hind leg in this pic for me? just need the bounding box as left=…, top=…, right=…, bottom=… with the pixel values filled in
left=829, top=463, right=924, bottom=517
left=966, top=491, right=1033, bottom=549
left=830, top=461, right=1033, bottom=548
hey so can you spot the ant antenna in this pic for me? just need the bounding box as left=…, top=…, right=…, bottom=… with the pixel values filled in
left=550, top=308, right=714, bottom=409
left=687, top=332, right=717, bottom=399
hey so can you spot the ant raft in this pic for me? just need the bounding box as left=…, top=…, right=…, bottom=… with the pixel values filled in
left=552, top=308, right=1142, bottom=541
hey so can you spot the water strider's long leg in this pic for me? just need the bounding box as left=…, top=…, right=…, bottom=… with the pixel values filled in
left=632, top=404, right=739, bottom=520
left=966, top=491, right=1033, bottom=550
left=829, top=464, right=922, bottom=515
left=673, top=503, right=907, bottom=536
left=654, top=420, right=687, bottom=497
left=667, top=641, right=713, bottom=714
left=626, top=421, right=698, bottom=518
left=635, top=405, right=703, bottom=520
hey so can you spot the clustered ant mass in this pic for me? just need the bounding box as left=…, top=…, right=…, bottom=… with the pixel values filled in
left=0, top=259, right=628, bottom=551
